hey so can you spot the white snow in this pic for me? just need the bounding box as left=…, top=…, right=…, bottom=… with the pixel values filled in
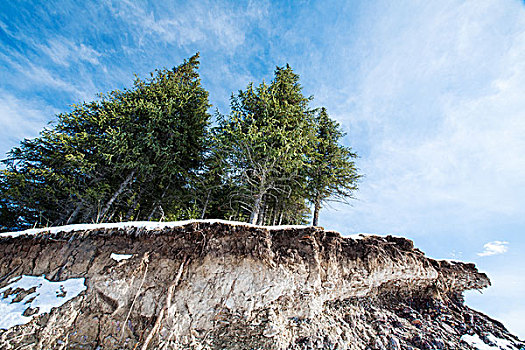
left=461, top=334, right=498, bottom=350
left=487, top=334, right=517, bottom=349
left=110, top=253, right=133, bottom=262
left=0, top=219, right=310, bottom=238
left=346, top=233, right=372, bottom=240
left=0, top=275, right=86, bottom=330
left=461, top=333, right=518, bottom=350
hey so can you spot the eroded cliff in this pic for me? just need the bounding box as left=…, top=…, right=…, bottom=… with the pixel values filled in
left=0, top=221, right=522, bottom=349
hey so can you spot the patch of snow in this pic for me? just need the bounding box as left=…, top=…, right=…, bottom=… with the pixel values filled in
left=0, top=275, right=86, bottom=329
left=461, top=333, right=517, bottom=350
left=487, top=334, right=517, bottom=349
left=0, top=219, right=310, bottom=238
left=461, top=334, right=496, bottom=349
left=346, top=233, right=370, bottom=240
left=110, top=253, right=133, bottom=262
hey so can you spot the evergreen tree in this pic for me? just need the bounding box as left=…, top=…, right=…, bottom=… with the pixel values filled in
left=215, top=65, right=315, bottom=224
left=0, top=54, right=210, bottom=231
left=307, top=108, right=360, bottom=226
left=0, top=57, right=361, bottom=231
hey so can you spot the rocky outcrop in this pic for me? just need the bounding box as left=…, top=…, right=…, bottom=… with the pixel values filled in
left=0, top=221, right=522, bottom=349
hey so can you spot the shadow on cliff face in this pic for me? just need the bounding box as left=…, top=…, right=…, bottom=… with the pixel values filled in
left=0, top=221, right=522, bottom=349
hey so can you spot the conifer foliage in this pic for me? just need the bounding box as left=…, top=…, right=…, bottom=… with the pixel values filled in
left=0, top=56, right=360, bottom=231
left=0, top=54, right=210, bottom=231
left=308, top=108, right=360, bottom=226
left=214, top=65, right=315, bottom=225
left=214, top=65, right=360, bottom=225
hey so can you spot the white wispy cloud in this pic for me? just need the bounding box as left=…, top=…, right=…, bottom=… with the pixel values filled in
left=0, top=93, right=57, bottom=161
left=321, top=0, right=525, bottom=235
left=107, top=0, right=267, bottom=50
left=0, top=46, right=97, bottom=103
left=477, top=241, right=509, bottom=257
left=38, top=38, right=102, bottom=67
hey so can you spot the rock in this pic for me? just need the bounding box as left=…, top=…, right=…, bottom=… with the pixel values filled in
left=262, top=325, right=280, bottom=338
left=387, top=336, right=401, bottom=350
left=411, top=319, right=423, bottom=328
left=22, top=306, right=39, bottom=317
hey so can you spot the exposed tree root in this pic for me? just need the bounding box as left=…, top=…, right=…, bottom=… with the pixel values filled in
left=141, top=255, right=189, bottom=350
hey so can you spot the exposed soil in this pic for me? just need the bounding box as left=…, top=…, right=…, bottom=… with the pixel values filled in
left=0, top=222, right=522, bottom=349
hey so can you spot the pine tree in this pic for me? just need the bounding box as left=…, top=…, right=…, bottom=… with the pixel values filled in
left=0, top=58, right=361, bottom=231
left=307, top=108, right=360, bottom=226
left=0, top=54, right=210, bottom=231
left=215, top=65, right=315, bottom=224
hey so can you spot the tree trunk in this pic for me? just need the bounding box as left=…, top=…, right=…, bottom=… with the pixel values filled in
left=257, top=197, right=267, bottom=226
left=148, top=203, right=159, bottom=221
left=200, top=190, right=211, bottom=219
left=278, top=209, right=284, bottom=226
left=270, top=202, right=277, bottom=226
left=65, top=201, right=83, bottom=225
left=312, top=197, right=321, bottom=226
left=98, top=170, right=135, bottom=223
left=124, top=188, right=144, bottom=221
left=250, top=193, right=263, bottom=224
left=158, top=205, right=165, bottom=222
left=147, top=185, right=170, bottom=221
left=271, top=199, right=280, bottom=226
left=106, top=208, right=117, bottom=222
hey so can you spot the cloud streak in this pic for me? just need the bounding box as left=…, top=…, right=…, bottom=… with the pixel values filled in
left=38, top=38, right=102, bottom=67
left=106, top=0, right=268, bottom=50
left=0, top=92, right=58, bottom=162
left=321, top=0, right=525, bottom=236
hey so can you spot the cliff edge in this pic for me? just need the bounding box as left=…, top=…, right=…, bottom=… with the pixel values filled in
left=0, top=221, right=522, bottom=349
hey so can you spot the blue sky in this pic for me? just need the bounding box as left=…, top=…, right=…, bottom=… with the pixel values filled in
left=1, top=0, right=524, bottom=338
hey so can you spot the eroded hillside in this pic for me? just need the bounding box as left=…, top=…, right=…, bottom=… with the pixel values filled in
left=0, top=221, right=522, bottom=349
